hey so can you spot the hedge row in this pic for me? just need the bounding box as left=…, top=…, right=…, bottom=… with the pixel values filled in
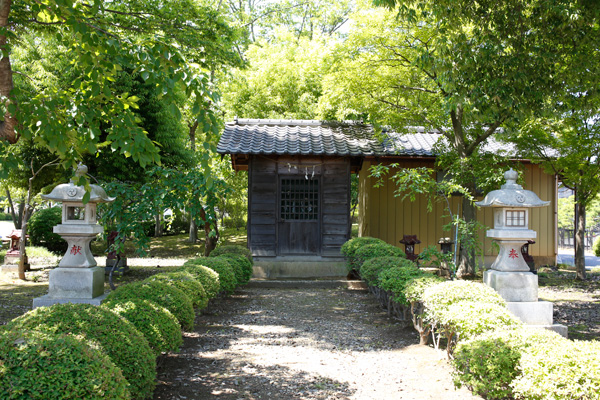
left=0, top=245, right=254, bottom=400
left=341, top=237, right=600, bottom=400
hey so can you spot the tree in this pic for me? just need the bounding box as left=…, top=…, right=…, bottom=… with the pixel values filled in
left=1, top=0, right=240, bottom=279
left=508, top=96, right=600, bottom=280
left=320, top=0, right=596, bottom=276
left=220, top=31, right=333, bottom=120
left=0, top=0, right=223, bottom=177
left=502, top=1, right=600, bottom=279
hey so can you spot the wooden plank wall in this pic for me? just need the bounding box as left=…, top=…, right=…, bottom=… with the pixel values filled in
left=321, top=158, right=351, bottom=256
left=248, top=155, right=351, bottom=257
left=359, top=160, right=557, bottom=266
left=248, top=156, right=278, bottom=256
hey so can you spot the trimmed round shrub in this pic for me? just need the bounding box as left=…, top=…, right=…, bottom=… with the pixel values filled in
left=184, top=257, right=237, bottom=294
left=0, top=329, right=131, bottom=400
left=144, top=271, right=208, bottom=310
left=179, top=263, right=220, bottom=299
left=422, top=280, right=506, bottom=317
left=215, top=254, right=252, bottom=285
left=440, top=301, right=521, bottom=342
left=404, top=274, right=446, bottom=305
left=513, top=338, right=600, bottom=400
left=7, top=303, right=155, bottom=400
left=377, top=264, right=426, bottom=305
left=27, top=207, right=66, bottom=253
left=354, top=243, right=406, bottom=271
left=210, top=245, right=253, bottom=262
left=106, top=280, right=195, bottom=331
left=102, top=298, right=183, bottom=356
left=594, top=236, right=600, bottom=257
left=341, top=236, right=387, bottom=272
left=360, top=256, right=410, bottom=286
left=453, top=328, right=570, bottom=399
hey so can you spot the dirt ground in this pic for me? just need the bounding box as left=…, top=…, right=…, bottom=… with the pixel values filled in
left=153, top=286, right=480, bottom=400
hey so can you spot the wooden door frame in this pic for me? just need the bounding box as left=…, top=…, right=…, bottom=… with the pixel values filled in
left=276, top=175, right=322, bottom=256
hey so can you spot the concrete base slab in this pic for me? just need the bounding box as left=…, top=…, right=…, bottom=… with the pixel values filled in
left=246, top=279, right=366, bottom=290
left=33, top=293, right=108, bottom=308
left=507, top=301, right=554, bottom=326
left=48, top=266, right=105, bottom=298
left=253, top=258, right=347, bottom=279
left=484, top=270, right=538, bottom=302
left=524, top=323, right=569, bottom=338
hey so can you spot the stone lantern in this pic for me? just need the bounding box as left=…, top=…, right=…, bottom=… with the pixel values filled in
left=476, top=169, right=566, bottom=336
left=33, top=165, right=114, bottom=308
left=1, top=230, right=30, bottom=272
left=399, top=235, right=421, bottom=262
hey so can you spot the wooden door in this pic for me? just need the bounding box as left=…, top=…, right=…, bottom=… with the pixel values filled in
left=278, top=177, right=320, bottom=255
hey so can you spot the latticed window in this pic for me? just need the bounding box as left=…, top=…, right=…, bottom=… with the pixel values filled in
left=280, top=178, right=319, bottom=220
left=506, top=210, right=526, bottom=227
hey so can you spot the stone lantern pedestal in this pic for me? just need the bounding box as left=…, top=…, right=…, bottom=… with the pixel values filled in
left=476, top=169, right=567, bottom=336
left=33, top=165, right=114, bottom=308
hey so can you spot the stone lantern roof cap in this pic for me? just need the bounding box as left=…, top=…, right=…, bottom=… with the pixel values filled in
left=475, top=169, right=550, bottom=208
left=41, top=164, right=115, bottom=204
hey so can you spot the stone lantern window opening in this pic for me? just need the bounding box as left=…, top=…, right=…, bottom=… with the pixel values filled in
left=62, top=203, right=97, bottom=225
left=505, top=209, right=527, bottom=228
left=66, top=206, right=84, bottom=221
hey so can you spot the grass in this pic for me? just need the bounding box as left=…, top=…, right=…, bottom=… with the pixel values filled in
left=90, top=228, right=248, bottom=259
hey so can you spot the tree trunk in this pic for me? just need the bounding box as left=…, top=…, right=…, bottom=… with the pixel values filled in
left=0, top=0, right=17, bottom=144
left=201, top=207, right=219, bottom=256
left=456, top=196, right=477, bottom=278
left=154, top=210, right=163, bottom=237
left=17, top=199, right=31, bottom=280
left=5, top=188, right=21, bottom=229
left=188, top=216, right=198, bottom=243
left=574, top=195, right=587, bottom=280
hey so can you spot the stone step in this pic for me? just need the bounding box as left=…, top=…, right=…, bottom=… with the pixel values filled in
left=253, top=258, right=347, bottom=279
left=245, top=279, right=367, bottom=290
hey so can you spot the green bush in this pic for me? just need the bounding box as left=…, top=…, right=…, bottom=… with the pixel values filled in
left=27, top=207, right=66, bottom=253
left=144, top=271, right=208, bottom=310
left=0, top=212, right=12, bottom=221
left=354, top=243, right=406, bottom=272
left=215, top=254, right=253, bottom=285
left=102, top=298, right=183, bottom=356
left=453, top=329, right=570, bottom=400
left=360, top=256, right=410, bottom=286
left=179, top=263, right=220, bottom=299
left=106, top=280, right=195, bottom=331
left=210, top=244, right=253, bottom=263
left=7, top=303, right=155, bottom=400
left=593, top=236, right=600, bottom=257
left=340, top=236, right=387, bottom=272
left=0, top=329, right=131, bottom=400
left=184, top=257, right=237, bottom=294
left=377, top=264, right=425, bottom=305
left=512, top=338, right=600, bottom=400
left=404, top=274, right=446, bottom=305
left=439, top=301, right=521, bottom=354
left=422, top=281, right=514, bottom=355
left=422, top=280, right=506, bottom=315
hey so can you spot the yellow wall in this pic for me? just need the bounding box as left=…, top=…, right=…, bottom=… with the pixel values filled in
left=359, top=160, right=557, bottom=267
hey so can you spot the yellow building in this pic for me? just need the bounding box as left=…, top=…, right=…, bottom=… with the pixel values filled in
left=359, top=154, right=557, bottom=268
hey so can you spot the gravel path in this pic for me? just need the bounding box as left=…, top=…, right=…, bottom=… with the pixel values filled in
left=153, top=286, right=479, bottom=399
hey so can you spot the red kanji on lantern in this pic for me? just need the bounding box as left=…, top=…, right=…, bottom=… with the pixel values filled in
left=70, top=245, right=82, bottom=255
left=509, top=249, right=519, bottom=259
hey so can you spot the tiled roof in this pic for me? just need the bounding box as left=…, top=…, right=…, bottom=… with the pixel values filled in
left=217, top=119, right=386, bottom=156
left=217, top=119, right=513, bottom=157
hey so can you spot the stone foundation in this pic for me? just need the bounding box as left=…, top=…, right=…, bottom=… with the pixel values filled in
left=484, top=270, right=538, bottom=302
